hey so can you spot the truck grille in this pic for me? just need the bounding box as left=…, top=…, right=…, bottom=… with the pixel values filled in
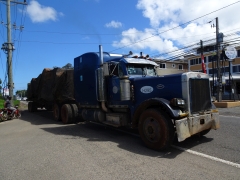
left=189, top=79, right=212, bottom=113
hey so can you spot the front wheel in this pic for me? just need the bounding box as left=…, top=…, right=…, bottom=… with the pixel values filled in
left=53, top=103, right=61, bottom=121
left=28, top=102, right=37, bottom=112
left=138, top=108, right=174, bottom=151
left=2, top=112, right=8, bottom=121
left=15, top=111, right=21, bottom=118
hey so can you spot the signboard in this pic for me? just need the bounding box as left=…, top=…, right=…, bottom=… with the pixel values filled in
left=3, top=88, right=9, bottom=95
left=225, top=46, right=237, bottom=60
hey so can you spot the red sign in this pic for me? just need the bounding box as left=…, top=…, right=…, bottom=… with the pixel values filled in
left=201, top=55, right=206, bottom=73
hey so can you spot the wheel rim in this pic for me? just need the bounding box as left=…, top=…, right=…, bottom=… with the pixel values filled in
left=143, top=117, right=161, bottom=143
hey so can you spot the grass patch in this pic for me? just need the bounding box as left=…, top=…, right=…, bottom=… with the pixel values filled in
left=0, top=99, right=20, bottom=109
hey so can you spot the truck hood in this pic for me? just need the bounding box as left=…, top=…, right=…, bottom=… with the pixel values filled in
left=130, top=74, right=183, bottom=105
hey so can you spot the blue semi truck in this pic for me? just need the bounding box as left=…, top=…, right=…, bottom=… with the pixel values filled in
left=27, top=45, right=220, bottom=150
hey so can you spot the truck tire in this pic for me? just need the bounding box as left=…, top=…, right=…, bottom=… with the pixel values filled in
left=28, top=102, right=33, bottom=112
left=45, top=104, right=53, bottom=111
left=53, top=103, right=61, bottom=121
left=70, top=104, right=78, bottom=123
left=138, top=108, right=174, bottom=151
left=61, top=104, right=73, bottom=124
left=28, top=102, right=37, bottom=112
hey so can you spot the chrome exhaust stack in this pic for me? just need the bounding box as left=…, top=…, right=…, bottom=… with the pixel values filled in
left=97, top=45, right=108, bottom=112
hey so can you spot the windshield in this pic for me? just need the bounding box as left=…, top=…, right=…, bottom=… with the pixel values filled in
left=127, top=64, right=157, bottom=76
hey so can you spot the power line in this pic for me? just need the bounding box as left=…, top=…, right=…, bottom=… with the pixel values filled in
left=109, top=1, right=240, bottom=53
left=13, top=40, right=115, bottom=44
left=150, top=29, right=240, bottom=59
left=13, top=4, right=27, bottom=78
left=12, top=29, right=239, bottom=46
left=23, top=30, right=134, bottom=35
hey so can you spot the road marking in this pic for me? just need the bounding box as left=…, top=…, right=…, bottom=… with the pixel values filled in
left=89, top=122, right=240, bottom=169
left=220, top=115, right=240, bottom=119
left=172, top=145, right=240, bottom=169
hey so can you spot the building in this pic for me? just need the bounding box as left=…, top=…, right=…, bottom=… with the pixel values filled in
left=154, top=59, right=188, bottom=75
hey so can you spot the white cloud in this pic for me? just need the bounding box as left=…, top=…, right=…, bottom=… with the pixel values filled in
left=26, top=0, right=63, bottom=23
left=114, top=0, right=240, bottom=56
left=113, top=28, right=177, bottom=53
left=105, top=21, right=123, bottom=28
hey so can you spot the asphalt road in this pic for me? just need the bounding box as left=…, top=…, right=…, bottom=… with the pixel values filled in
left=0, top=104, right=239, bottom=180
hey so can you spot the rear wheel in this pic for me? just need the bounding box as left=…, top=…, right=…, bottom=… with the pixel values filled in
left=70, top=104, right=78, bottom=123
left=15, top=110, right=21, bottom=118
left=45, top=104, right=52, bottom=111
left=28, top=102, right=34, bottom=112
left=29, top=102, right=38, bottom=112
left=138, top=108, right=174, bottom=151
left=61, top=104, right=73, bottom=124
left=53, top=103, right=61, bottom=121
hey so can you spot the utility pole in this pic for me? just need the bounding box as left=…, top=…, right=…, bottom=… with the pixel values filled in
left=7, top=0, right=13, bottom=104
left=1, top=0, right=27, bottom=105
left=216, top=17, right=222, bottom=102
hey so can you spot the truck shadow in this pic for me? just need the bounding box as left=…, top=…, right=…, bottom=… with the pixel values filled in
left=20, top=110, right=213, bottom=158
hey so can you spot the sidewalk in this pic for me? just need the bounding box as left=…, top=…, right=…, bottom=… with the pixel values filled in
left=213, top=100, right=240, bottom=108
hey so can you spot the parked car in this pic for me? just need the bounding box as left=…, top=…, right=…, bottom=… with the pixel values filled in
left=22, top=97, right=27, bottom=101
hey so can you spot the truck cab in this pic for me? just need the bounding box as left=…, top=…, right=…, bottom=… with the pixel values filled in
left=72, top=47, right=220, bottom=150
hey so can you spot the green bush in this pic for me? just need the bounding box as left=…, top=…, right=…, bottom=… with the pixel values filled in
left=0, top=99, right=4, bottom=109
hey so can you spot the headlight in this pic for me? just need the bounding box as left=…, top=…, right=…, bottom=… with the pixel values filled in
left=170, top=98, right=185, bottom=107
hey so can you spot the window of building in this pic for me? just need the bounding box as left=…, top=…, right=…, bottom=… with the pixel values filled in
left=160, top=63, right=166, bottom=69
left=220, top=53, right=223, bottom=60
left=209, top=69, right=213, bottom=74
left=178, top=64, right=183, bottom=70
left=209, top=55, right=216, bottom=62
left=221, top=67, right=229, bottom=73
left=172, top=64, right=175, bottom=68
left=190, top=57, right=206, bottom=65
left=190, top=59, right=194, bottom=65
left=197, top=58, right=200, bottom=64
left=233, top=65, right=240, bottom=73
left=209, top=67, right=230, bottom=75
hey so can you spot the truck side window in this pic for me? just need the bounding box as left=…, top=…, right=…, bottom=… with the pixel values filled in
left=119, top=65, right=124, bottom=77
left=118, top=62, right=126, bottom=77
left=109, top=63, right=119, bottom=76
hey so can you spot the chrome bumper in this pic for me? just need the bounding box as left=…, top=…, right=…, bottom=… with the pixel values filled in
left=175, top=112, right=220, bottom=142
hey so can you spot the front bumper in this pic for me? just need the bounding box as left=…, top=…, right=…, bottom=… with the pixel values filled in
left=175, top=112, right=220, bottom=142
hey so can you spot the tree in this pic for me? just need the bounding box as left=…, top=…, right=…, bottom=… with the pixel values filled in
left=62, top=63, right=73, bottom=69
left=16, top=90, right=27, bottom=97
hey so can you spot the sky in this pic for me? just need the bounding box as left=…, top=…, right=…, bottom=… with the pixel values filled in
left=0, top=0, right=240, bottom=93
